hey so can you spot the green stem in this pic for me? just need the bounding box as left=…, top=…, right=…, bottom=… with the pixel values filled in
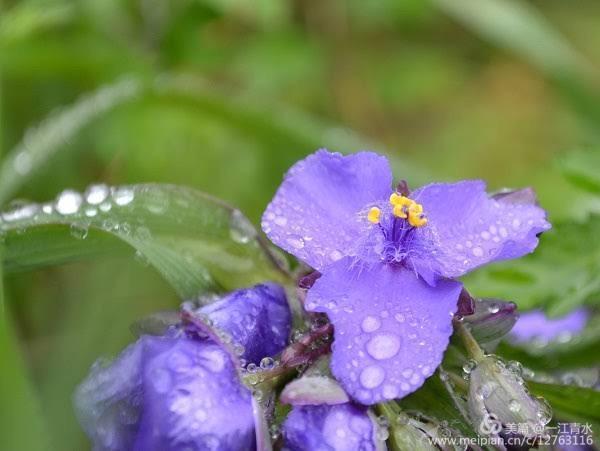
left=455, top=320, right=485, bottom=362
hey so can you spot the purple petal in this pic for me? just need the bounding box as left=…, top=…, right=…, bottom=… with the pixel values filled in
left=408, top=180, right=550, bottom=282
left=74, top=342, right=144, bottom=451
left=261, top=150, right=392, bottom=271
left=75, top=334, right=257, bottom=451
left=509, top=308, right=588, bottom=344
left=199, top=282, right=291, bottom=364
left=135, top=336, right=255, bottom=451
left=305, top=258, right=462, bottom=404
left=282, top=404, right=380, bottom=451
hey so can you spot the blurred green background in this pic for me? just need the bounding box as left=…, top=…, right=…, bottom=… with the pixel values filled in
left=1, top=0, right=599, bottom=449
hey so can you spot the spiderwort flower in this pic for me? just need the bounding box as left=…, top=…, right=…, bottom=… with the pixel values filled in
left=75, top=283, right=291, bottom=451
left=262, top=150, right=550, bottom=404
left=279, top=363, right=384, bottom=450
left=509, top=308, right=588, bottom=345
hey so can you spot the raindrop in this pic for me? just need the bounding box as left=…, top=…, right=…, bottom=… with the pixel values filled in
left=229, top=210, right=256, bottom=244
left=361, top=316, right=381, bottom=333
left=359, top=365, right=385, bottom=389
left=85, top=184, right=110, bottom=205
left=488, top=303, right=500, bottom=314
left=55, top=190, right=83, bottom=215
left=509, top=399, right=521, bottom=412
left=70, top=223, right=88, bottom=240
left=462, top=359, right=477, bottom=374
left=1, top=204, right=39, bottom=222
left=366, top=334, right=401, bottom=360
left=84, top=207, right=98, bottom=218
left=41, top=203, right=53, bottom=215
left=259, top=357, right=275, bottom=370
left=99, top=202, right=112, bottom=213
left=286, top=235, right=305, bottom=249
left=246, top=363, right=258, bottom=373
left=112, top=187, right=135, bottom=206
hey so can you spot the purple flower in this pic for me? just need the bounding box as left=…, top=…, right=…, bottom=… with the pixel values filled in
left=282, top=404, right=381, bottom=451
left=262, top=150, right=550, bottom=404
left=509, top=308, right=588, bottom=344
left=75, top=283, right=291, bottom=451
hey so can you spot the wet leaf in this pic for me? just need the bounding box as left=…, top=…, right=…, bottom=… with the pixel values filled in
left=0, top=254, right=49, bottom=451
left=0, top=184, right=289, bottom=299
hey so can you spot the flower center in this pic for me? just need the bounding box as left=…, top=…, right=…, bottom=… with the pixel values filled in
left=367, top=193, right=427, bottom=228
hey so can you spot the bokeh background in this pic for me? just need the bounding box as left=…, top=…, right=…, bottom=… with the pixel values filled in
left=1, top=0, right=599, bottom=449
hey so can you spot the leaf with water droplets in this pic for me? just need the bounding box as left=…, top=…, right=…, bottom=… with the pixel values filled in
left=0, top=184, right=289, bottom=299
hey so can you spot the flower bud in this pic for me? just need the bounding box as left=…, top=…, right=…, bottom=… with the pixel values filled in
left=468, top=356, right=552, bottom=444
left=463, top=298, right=518, bottom=344
left=387, top=412, right=458, bottom=451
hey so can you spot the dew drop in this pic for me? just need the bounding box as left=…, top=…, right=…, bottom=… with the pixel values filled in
left=488, top=303, right=500, bottom=314
left=259, top=357, right=275, bottom=370
left=70, top=223, right=88, bottom=240
left=14, top=151, right=32, bottom=175
left=286, top=235, right=305, bottom=249
left=229, top=209, right=256, bottom=244
left=55, top=190, right=82, bottom=215
left=359, top=365, right=385, bottom=389
left=462, top=359, right=477, bottom=374
left=112, top=187, right=135, bottom=206
left=509, top=399, right=521, bottom=412
left=366, top=334, right=401, bottom=360
left=85, top=184, right=110, bottom=205
left=472, top=247, right=484, bottom=257
left=361, top=316, right=381, bottom=333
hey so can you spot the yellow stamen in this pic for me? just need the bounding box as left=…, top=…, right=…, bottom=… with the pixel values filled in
left=367, top=207, right=381, bottom=224
left=408, top=203, right=423, bottom=215
left=408, top=202, right=427, bottom=227
left=392, top=204, right=407, bottom=219
left=389, top=192, right=413, bottom=207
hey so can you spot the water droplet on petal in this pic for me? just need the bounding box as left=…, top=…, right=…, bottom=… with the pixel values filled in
left=286, top=235, right=305, bottom=249
left=366, top=334, right=401, bottom=360
left=359, top=365, right=385, bottom=389
left=361, top=316, right=381, bottom=333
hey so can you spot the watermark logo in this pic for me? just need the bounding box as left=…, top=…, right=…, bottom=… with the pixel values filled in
left=479, top=413, right=502, bottom=436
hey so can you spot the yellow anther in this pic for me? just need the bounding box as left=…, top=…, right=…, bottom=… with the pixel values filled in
left=408, top=202, right=423, bottom=215
left=367, top=207, right=381, bottom=224
left=408, top=211, right=427, bottom=227
left=389, top=192, right=413, bottom=207
left=392, top=204, right=407, bottom=219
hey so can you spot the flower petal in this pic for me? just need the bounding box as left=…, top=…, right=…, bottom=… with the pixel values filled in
left=74, top=342, right=144, bottom=451
left=409, top=180, right=550, bottom=282
left=199, top=282, right=291, bottom=364
left=135, top=336, right=256, bottom=451
left=282, top=404, right=380, bottom=451
left=509, top=308, right=588, bottom=344
left=305, top=258, right=462, bottom=405
left=75, top=334, right=257, bottom=451
left=262, top=149, right=393, bottom=270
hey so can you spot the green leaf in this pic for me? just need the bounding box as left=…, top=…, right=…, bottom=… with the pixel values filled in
left=464, top=215, right=600, bottom=315
left=528, top=381, right=600, bottom=431
left=0, top=184, right=289, bottom=299
left=398, top=372, right=478, bottom=440
left=0, top=251, right=49, bottom=451
left=431, top=0, right=588, bottom=78
left=0, top=76, right=143, bottom=205
left=559, top=149, right=600, bottom=195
